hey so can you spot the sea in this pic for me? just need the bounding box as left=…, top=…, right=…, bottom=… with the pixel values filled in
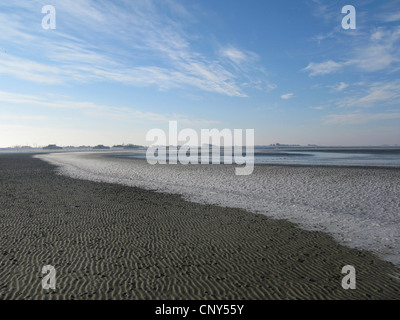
left=114, top=146, right=400, bottom=168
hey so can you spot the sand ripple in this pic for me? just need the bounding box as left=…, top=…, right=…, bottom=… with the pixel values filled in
left=1, top=154, right=399, bottom=300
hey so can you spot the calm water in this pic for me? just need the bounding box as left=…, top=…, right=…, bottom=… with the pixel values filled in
left=115, top=146, right=400, bottom=168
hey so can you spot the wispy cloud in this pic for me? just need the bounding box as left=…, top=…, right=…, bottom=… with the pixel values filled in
left=313, top=31, right=335, bottom=44
left=308, top=0, right=338, bottom=24
left=304, top=27, right=400, bottom=76
left=329, top=82, right=349, bottom=91
left=0, top=55, right=63, bottom=84
left=281, top=93, right=294, bottom=100
left=0, top=115, right=48, bottom=121
left=0, top=0, right=266, bottom=97
left=337, top=81, right=400, bottom=108
left=303, top=60, right=343, bottom=76
left=383, top=12, right=400, bottom=23
left=349, top=27, right=400, bottom=72
left=221, top=47, right=248, bottom=64
left=0, top=91, right=220, bottom=126
left=220, top=46, right=258, bottom=66
left=325, top=111, right=400, bottom=124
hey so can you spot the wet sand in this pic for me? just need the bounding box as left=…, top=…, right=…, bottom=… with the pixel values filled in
left=0, top=153, right=399, bottom=299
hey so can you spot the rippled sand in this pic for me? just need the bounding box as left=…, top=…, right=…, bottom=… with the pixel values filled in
left=37, top=152, right=400, bottom=264
left=0, top=153, right=399, bottom=299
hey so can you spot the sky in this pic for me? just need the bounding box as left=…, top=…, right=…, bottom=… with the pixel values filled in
left=0, top=0, right=399, bottom=147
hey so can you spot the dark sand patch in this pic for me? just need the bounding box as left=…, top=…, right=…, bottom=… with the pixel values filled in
left=0, top=153, right=399, bottom=299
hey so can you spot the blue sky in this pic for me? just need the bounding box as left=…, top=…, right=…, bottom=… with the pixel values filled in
left=0, top=0, right=399, bottom=147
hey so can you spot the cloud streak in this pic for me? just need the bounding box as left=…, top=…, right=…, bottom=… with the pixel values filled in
left=325, top=111, right=400, bottom=125
left=330, top=82, right=349, bottom=91
left=303, top=27, right=400, bottom=76
left=337, top=81, right=400, bottom=108
left=0, top=0, right=264, bottom=97
left=281, top=93, right=294, bottom=100
left=0, top=91, right=220, bottom=126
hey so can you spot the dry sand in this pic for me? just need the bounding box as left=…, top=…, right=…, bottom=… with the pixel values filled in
left=0, top=153, right=399, bottom=299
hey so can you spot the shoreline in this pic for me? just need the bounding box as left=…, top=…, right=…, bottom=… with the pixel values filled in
left=104, top=150, right=400, bottom=170
left=37, top=151, right=400, bottom=265
left=0, top=153, right=399, bottom=299
left=111, top=155, right=400, bottom=170
left=2, top=149, right=400, bottom=170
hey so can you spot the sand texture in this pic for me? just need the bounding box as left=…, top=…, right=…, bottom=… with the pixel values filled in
left=37, top=152, right=400, bottom=265
left=0, top=153, right=399, bottom=300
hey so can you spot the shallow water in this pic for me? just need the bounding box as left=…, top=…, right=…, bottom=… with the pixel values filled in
left=114, top=146, right=400, bottom=168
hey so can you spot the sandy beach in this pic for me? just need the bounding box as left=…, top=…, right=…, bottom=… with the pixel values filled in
left=0, top=153, right=399, bottom=300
